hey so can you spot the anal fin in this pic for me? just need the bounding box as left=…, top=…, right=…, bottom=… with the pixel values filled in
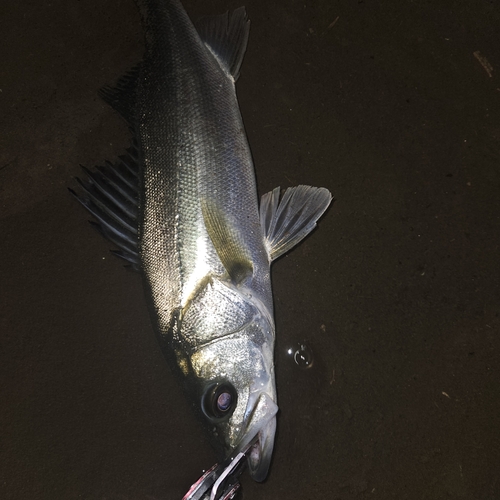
left=196, top=7, right=250, bottom=81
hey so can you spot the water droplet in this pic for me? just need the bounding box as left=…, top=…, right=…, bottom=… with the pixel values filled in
left=290, top=343, right=314, bottom=370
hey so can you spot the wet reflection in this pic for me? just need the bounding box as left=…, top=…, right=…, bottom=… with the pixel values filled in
left=287, top=342, right=314, bottom=370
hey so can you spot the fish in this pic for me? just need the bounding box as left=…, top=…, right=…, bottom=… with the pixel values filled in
left=71, top=0, right=332, bottom=485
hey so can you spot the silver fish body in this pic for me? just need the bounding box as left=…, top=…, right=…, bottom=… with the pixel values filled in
left=73, top=0, right=332, bottom=484
left=137, top=1, right=276, bottom=480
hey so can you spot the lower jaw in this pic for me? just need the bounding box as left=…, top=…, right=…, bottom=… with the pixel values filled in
left=247, top=434, right=270, bottom=482
left=248, top=438, right=261, bottom=469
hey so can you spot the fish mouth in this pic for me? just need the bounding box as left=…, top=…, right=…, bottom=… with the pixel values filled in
left=232, top=392, right=278, bottom=482
left=246, top=415, right=277, bottom=481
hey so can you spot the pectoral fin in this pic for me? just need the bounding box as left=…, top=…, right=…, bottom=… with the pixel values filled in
left=201, top=199, right=253, bottom=284
left=260, top=185, right=333, bottom=261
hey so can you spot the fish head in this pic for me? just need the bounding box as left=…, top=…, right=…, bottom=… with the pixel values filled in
left=178, top=278, right=278, bottom=481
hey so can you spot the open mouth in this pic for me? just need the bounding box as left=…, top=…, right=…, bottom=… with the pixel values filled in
left=239, top=415, right=276, bottom=482
left=231, top=391, right=278, bottom=482
left=181, top=415, right=276, bottom=500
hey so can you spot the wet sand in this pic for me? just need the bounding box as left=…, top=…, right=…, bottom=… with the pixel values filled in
left=1, top=1, right=499, bottom=498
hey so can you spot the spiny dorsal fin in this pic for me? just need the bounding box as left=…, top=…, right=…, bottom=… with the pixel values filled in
left=70, top=147, right=140, bottom=270
left=260, top=186, right=333, bottom=261
left=201, top=199, right=253, bottom=285
left=196, top=7, right=250, bottom=81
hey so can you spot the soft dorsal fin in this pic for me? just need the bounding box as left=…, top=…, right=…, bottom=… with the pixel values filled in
left=196, top=7, right=250, bottom=80
left=99, top=64, right=142, bottom=124
left=260, top=186, right=333, bottom=261
left=201, top=198, right=254, bottom=285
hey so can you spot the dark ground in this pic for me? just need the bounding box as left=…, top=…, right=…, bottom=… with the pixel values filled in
left=1, top=0, right=499, bottom=498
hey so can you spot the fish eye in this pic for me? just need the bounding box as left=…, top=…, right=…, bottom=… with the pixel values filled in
left=202, top=382, right=237, bottom=420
